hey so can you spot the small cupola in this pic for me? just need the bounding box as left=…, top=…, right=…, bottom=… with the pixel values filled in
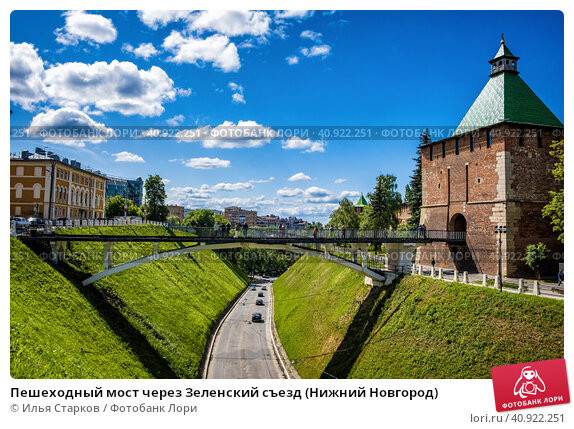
left=488, top=34, right=519, bottom=76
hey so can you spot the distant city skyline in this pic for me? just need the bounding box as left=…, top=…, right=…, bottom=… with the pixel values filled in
left=10, top=10, right=564, bottom=223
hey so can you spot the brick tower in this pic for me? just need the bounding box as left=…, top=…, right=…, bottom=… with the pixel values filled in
left=417, top=36, right=563, bottom=277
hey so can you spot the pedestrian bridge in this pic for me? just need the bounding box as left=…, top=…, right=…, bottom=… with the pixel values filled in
left=22, top=227, right=464, bottom=288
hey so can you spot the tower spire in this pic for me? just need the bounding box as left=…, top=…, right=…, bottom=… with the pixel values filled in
left=489, top=35, right=519, bottom=76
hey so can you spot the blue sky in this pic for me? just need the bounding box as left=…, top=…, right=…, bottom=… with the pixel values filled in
left=10, top=10, right=564, bottom=223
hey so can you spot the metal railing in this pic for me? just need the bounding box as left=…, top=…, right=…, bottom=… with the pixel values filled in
left=180, top=226, right=466, bottom=242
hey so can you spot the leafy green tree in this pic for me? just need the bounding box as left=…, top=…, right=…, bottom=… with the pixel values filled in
left=214, top=213, right=229, bottom=226
left=328, top=198, right=360, bottom=229
left=362, top=174, right=402, bottom=230
left=104, top=195, right=141, bottom=219
left=144, top=175, right=169, bottom=222
left=522, top=242, right=549, bottom=280
left=405, top=129, right=428, bottom=229
left=166, top=215, right=181, bottom=225
left=182, top=209, right=215, bottom=228
left=227, top=249, right=296, bottom=277
left=542, top=140, right=564, bottom=243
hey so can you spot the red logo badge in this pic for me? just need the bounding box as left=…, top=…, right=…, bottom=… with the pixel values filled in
left=491, top=359, right=570, bottom=412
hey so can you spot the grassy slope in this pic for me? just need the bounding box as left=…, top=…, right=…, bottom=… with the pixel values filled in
left=10, top=237, right=152, bottom=378
left=273, top=257, right=564, bottom=379
left=57, top=225, right=250, bottom=378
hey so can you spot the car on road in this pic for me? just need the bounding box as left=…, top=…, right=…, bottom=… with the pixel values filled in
left=251, top=312, right=262, bottom=322
left=12, top=217, right=30, bottom=229
left=28, top=217, right=46, bottom=228
left=262, top=275, right=269, bottom=279
left=261, top=286, right=267, bottom=290
left=255, top=299, right=264, bottom=306
left=250, top=286, right=256, bottom=291
left=257, top=292, right=264, bottom=297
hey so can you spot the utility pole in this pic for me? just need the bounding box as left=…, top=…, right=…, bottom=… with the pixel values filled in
left=494, top=225, right=506, bottom=291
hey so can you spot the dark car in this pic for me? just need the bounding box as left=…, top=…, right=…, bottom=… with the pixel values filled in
left=251, top=312, right=262, bottom=322
left=257, top=292, right=264, bottom=297
left=255, top=299, right=264, bottom=306
left=57, top=217, right=69, bottom=225
left=261, top=286, right=267, bottom=291
left=28, top=218, right=45, bottom=227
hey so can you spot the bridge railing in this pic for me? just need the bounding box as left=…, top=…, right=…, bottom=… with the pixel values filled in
left=178, top=226, right=466, bottom=242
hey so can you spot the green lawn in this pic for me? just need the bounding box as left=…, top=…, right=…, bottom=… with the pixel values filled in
left=11, top=225, right=249, bottom=379
left=11, top=237, right=153, bottom=378
left=274, top=257, right=564, bottom=379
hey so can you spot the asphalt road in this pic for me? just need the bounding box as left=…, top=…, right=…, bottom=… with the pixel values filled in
left=206, top=276, right=285, bottom=379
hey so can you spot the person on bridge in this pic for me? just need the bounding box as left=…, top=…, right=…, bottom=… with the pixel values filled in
left=243, top=222, right=249, bottom=238
left=234, top=223, right=239, bottom=238
left=558, top=269, right=564, bottom=287
left=341, top=226, right=346, bottom=240
left=226, top=223, right=231, bottom=237
left=329, top=225, right=334, bottom=238
left=214, top=222, right=219, bottom=238
left=313, top=225, right=318, bottom=239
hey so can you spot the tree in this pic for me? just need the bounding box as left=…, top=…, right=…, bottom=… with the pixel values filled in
left=362, top=174, right=402, bottom=230
left=144, top=175, right=169, bottom=222
left=104, top=195, right=142, bottom=219
left=213, top=213, right=229, bottom=226
left=328, top=198, right=359, bottom=229
left=182, top=209, right=215, bottom=228
left=166, top=215, right=181, bottom=225
left=405, top=129, right=428, bottom=229
left=542, top=139, right=564, bottom=243
left=522, top=242, right=549, bottom=281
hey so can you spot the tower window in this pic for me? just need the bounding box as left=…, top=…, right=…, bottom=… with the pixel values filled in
left=430, top=145, right=433, bottom=161
left=537, top=132, right=543, bottom=148
left=442, top=142, right=446, bottom=158
left=470, top=135, right=475, bottom=152
left=487, top=130, right=492, bottom=148
left=518, top=131, right=523, bottom=146
left=455, top=139, right=460, bottom=155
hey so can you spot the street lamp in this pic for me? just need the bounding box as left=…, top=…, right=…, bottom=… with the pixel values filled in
left=494, top=225, right=506, bottom=291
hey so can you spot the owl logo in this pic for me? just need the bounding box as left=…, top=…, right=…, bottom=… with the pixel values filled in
left=513, top=366, right=546, bottom=399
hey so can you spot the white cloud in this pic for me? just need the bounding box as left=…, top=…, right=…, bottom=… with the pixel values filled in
left=228, top=81, right=246, bottom=104
left=163, top=31, right=241, bottom=72
left=282, top=137, right=325, bottom=153
left=166, top=114, right=185, bottom=126
left=285, top=55, right=299, bottom=65
left=183, top=157, right=231, bottom=169
left=301, top=44, right=332, bottom=58
left=187, top=10, right=271, bottom=37
left=276, top=187, right=304, bottom=197
left=112, top=151, right=145, bottom=163
left=10, top=42, right=46, bottom=110
left=232, top=93, right=246, bottom=104
left=162, top=178, right=171, bottom=184
left=176, top=87, right=192, bottom=97
left=288, top=172, right=312, bottom=182
left=43, top=60, right=177, bottom=116
left=334, top=178, right=347, bottom=184
left=55, top=11, right=117, bottom=46
left=275, top=11, right=314, bottom=19
left=137, top=10, right=190, bottom=30
left=212, top=182, right=254, bottom=192
left=176, top=120, right=276, bottom=149
left=300, top=30, right=322, bottom=42
left=27, top=107, right=111, bottom=147
left=305, top=186, right=330, bottom=197
left=251, top=177, right=275, bottom=183
left=123, top=42, right=159, bottom=60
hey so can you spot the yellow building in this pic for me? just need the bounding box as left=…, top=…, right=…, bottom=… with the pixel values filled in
left=10, top=149, right=106, bottom=220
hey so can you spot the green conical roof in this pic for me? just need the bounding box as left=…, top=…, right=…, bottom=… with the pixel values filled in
left=493, top=43, right=516, bottom=59
left=452, top=72, right=563, bottom=136
left=354, top=194, right=368, bottom=208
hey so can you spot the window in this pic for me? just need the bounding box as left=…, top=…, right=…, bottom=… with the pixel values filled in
left=34, top=166, right=42, bottom=177
left=442, top=142, right=446, bottom=158
left=455, top=139, right=460, bottom=155
left=33, top=183, right=42, bottom=199
left=470, top=135, right=475, bottom=152
left=14, top=183, right=23, bottom=199
left=537, top=132, right=543, bottom=148
left=15, top=206, right=21, bottom=216
left=15, top=166, right=24, bottom=176
left=518, top=131, right=523, bottom=147
left=487, top=130, right=492, bottom=148
left=429, top=145, right=433, bottom=161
